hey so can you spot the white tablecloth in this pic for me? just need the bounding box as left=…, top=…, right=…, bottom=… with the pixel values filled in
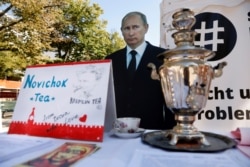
left=0, top=131, right=249, bottom=167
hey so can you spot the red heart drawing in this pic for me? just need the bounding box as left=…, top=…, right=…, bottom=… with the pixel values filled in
left=79, top=114, right=87, bottom=122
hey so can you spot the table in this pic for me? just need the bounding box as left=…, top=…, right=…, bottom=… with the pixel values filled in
left=0, top=131, right=249, bottom=167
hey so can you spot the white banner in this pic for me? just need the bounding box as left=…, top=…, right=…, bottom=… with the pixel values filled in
left=160, top=0, right=250, bottom=131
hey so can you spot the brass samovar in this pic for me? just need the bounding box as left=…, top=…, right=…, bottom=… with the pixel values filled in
left=148, top=8, right=227, bottom=146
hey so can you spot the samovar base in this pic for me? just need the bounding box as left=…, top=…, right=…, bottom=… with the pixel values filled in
left=142, top=130, right=236, bottom=152
left=165, top=128, right=210, bottom=146
left=164, top=113, right=210, bottom=146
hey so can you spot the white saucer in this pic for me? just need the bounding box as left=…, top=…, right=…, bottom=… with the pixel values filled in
left=111, top=128, right=145, bottom=139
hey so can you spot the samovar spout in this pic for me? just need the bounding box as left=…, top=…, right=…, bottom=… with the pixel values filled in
left=148, top=63, right=160, bottom=80
left=213, top=61, right=227, bottom=78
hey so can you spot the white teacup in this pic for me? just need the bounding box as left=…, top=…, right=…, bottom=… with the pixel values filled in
left=114, top=117, right=141, bottom=133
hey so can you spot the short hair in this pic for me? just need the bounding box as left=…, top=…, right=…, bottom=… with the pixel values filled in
left=121, top=11, right=148, bottom=28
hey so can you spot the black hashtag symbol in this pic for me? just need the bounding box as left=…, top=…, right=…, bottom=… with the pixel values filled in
left=195, top=20, right=224, bottom=51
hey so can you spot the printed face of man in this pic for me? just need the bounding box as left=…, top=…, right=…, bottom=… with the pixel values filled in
left=121, top=14, right=148, bottom=49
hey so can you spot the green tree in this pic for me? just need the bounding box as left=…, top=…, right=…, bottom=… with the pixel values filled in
left=0, top=0, right=67, bottom=55
left=0, top=0, right=125, bottom=80
left=0, top=0, right=68, bottom=80
left=0, top=51, right=25, bottom=80
left=51, top=0, right=125, bottom=62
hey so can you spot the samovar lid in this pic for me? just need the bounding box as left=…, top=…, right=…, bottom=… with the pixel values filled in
left=158, top=8, right=215, bottom=61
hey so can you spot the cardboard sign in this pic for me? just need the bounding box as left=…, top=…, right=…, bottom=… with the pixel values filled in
left=8, top=60, right=116, bottom=142
left=160, top=0, right=250, bottom=131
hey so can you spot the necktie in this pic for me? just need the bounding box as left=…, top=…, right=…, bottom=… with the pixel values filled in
left=127, top=50, right=137, bottom=81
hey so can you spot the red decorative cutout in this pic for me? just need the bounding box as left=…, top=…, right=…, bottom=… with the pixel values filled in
left=8, top=121, right=104, bottom=142
left=8, top=109, right=103, bottom=142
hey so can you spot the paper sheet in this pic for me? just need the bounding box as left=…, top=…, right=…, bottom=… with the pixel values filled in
left=127, top=149, right=242, bottom=167
left=0, top=134, right=52, bottom=163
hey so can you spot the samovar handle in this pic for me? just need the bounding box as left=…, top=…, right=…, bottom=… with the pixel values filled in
left=213, top=62, right=227, bottom=78
left=148, top=63, right=160, bottom=80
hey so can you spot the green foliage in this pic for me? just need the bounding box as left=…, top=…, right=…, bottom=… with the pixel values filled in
left=0, top=0, right=125, bottom=80
left=0, top=51, right=26, bottom=80
left=0, top=0, right=68, bottom=80
left=51, top=0, right=125, bottom=62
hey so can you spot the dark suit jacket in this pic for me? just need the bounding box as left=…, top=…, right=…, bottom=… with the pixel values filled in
left=106, top=42, right=176, bottom=129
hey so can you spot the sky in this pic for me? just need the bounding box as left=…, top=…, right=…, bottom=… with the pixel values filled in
left=90, top=0, right=163, bottom=46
